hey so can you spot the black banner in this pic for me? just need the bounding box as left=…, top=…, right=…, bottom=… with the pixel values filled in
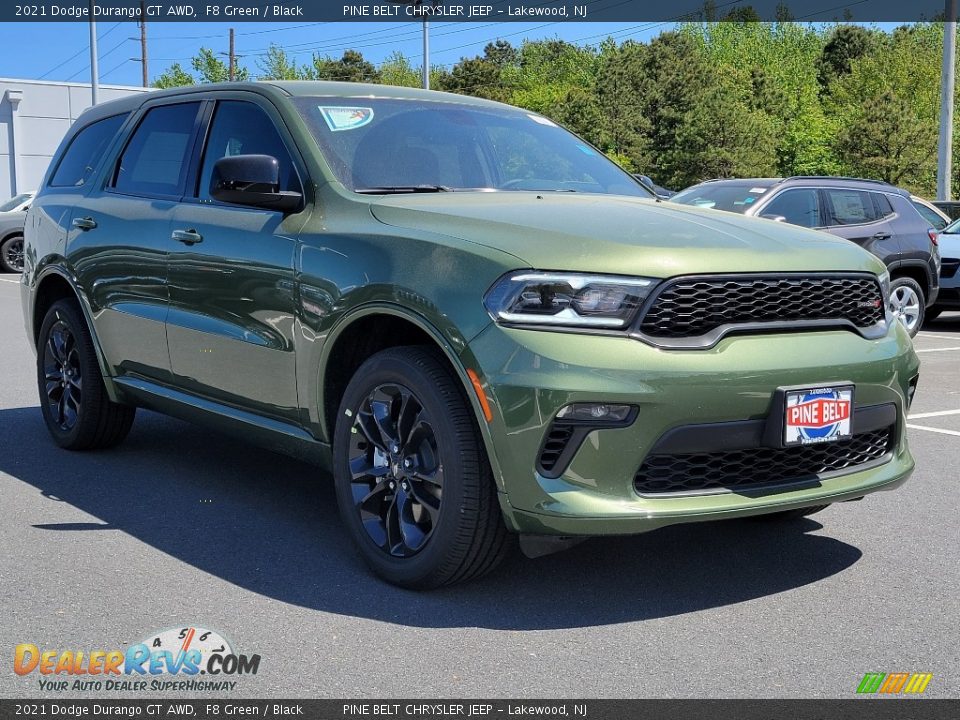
left=1, top=0, right=953, bottom=24
left=1, top=700, right=959, bottom=720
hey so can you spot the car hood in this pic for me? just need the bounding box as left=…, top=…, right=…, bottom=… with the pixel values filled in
left=369, top=192, right=885, bottom=277
left=0, top=210, right=26, bottom=233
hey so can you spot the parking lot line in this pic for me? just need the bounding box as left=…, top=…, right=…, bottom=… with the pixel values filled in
left=909, top=409, right=960, bottom=419
left=0, top=277, right=21, bottom=284
left=906, top=423, right=960, bottom=437
left=915, top=346, right=960, bottom=353
left=917, top=332, right=960, bottom=341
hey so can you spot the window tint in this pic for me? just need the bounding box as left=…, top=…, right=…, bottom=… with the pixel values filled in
left=198, top=101, right=300, bottom=199
left=875, top=193, right=895, bottom=218
left=50, top=113, right=128, bottom=188
left=114, top=103, right=200, bottom=197
left=911, top=200, right=948, bottom=230
left=822, top=189, right=880, bottom=226
left=761, top=189, right=821, bottom=228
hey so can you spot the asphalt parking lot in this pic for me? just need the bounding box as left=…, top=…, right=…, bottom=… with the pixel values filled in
left=0, top=272, right=957, bottom=699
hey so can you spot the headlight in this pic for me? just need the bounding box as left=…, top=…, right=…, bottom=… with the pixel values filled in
left=484, top=271, right=656, bottom=329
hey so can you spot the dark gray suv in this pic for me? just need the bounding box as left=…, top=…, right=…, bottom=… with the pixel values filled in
left=672, top=177, right=941, bottom=336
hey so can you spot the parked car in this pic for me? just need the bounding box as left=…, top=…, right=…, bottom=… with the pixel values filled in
left=671, top=177, right=940, bottom=336
left=929, top=218, right=960, bottom=319
left=22, top=83, right=918, bottom=588
left=910, top=195, right=951, bottom=231
left=0, top=191, right=34, bottom=272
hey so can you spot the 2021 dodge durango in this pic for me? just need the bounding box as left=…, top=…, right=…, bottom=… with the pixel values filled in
left=21, top=82, right=919, bottom=588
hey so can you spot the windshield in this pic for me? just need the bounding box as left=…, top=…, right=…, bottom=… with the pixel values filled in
left=293, top=97, right=652, bottom=197
left=941, top=217, right=960, bottom=234
left=671, top=183, right=774, bottom=213
left=0, top=193, right=31, bottom=212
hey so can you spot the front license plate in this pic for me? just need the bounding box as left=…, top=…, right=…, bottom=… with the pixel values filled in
left=784, top=385, right=854, bottom=446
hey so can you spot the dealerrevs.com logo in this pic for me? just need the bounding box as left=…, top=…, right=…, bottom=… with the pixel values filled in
left=14, top=626, right=260, bottom=693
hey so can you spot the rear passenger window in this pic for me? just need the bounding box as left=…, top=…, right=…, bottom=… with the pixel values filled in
left=49, top=113, right=128, bottom=188
left=874, top=193, right=896, bottom=219
left=823, top=189, right=880, bottom=226
left=197, top=101, right=301, bottom=200
left=113, top=103, right=200, bottom=197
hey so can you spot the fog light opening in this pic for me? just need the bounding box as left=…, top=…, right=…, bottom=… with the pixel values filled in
left=907, top=374, right=919, bottom=410
left=556, top=403, right=634, bottom=423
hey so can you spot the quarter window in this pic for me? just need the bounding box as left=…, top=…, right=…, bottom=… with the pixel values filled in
left=822, top=189, right=881, bottom=226
left=197, top=101, right=301, bottom=200
left=49, top=113, right=128, bottom=188
left=113, top=103, right=200, bottom=197
left=911, top=200, right=948, bottom=230
left=761, top=189, right=821, bottom=228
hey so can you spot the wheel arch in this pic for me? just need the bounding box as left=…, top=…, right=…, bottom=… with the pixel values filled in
left=317, top=304, right=505, bottom=489
left=32, top=267, right=120, bottom=402
left=888, top=260, right=933, bottom=300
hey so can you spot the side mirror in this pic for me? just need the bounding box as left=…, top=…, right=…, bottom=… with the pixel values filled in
left=759, top=213, right=787, bottom=222
left=210, top=154, right=302, bottom=213
left=633, top=173, right=655, bottom=189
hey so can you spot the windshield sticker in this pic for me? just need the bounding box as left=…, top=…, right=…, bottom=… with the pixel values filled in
left=319, top=106, right=374, bottom=132
left=528, top=114, right=557, bottom=127
left=575, top=144, right=597, bottom=156
left=749, top=187, right=768, bottom=193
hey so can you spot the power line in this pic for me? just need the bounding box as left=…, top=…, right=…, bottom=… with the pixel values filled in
left=37, top=22, right=122, bottom=80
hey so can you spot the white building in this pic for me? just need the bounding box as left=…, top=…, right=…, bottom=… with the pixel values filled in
left=0, top=78, right=150, bottom=200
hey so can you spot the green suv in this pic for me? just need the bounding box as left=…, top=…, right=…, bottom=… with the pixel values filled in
left=21, top=82, right=919, bottom=588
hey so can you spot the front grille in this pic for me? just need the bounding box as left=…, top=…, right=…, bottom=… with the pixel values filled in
left=537, top=424, right=576, bottom=473
left=941, top=259, right=959, bottom=279
left=638, top=275, right=884, bottom=339
left=634, top=426, right=893, bottom=495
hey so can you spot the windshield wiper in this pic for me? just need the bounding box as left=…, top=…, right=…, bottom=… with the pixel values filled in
left=354, top=184, right=453, bottom=194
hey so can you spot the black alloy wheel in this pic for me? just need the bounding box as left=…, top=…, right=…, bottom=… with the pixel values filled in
left=42, top=319, right=83, bottom=431
left=348, top=383, right=444, bottom=557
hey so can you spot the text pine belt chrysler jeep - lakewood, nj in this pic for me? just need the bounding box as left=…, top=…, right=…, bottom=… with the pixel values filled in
left=21, top=82, right=919, bottom=588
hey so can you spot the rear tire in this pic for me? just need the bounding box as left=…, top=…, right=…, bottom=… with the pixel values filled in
left=888, top=277, right=925, bottom=338
left=0, top=234, right=24, bottom=273
left=332, top=346, right=510, bottom=589
left=37, top=300, right=136, bottom=450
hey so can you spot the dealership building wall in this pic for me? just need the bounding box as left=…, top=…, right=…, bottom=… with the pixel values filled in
left=0, top=78, right=150, bottom=200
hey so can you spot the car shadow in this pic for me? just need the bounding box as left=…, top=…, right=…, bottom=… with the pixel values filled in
left=0, top=405, right=863, bottom=630
left=923, top=310, right=960, bottom=332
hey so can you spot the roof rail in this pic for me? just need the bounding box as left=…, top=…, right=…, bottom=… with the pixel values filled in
left=783, top=175, right=894, bottom=186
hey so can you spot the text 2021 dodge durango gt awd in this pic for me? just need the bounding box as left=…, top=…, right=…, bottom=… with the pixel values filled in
left=21, top=82, right=918, bottom=587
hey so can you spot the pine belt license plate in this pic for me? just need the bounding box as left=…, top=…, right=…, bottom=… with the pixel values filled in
left=784, top=385, right=854, bottom=446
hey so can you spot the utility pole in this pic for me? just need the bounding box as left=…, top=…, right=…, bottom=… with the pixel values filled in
left=88, top=0, right=99, bottom=105
left=229, top=28, right=236, bottom=81
left=422, top=20, right=430, bottom=90
left=938, top=0, right=957, bottom=201
left=139, top=0, right=148, bottom=87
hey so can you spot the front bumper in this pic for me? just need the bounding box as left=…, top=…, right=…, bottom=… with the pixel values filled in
left=466, top=322, right=919, bottom=536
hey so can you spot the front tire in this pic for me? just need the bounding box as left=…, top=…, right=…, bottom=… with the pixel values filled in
left=888, top=277, right=925, bottom=338
left=0, top=234, right=24, bottom=272
left=37, top=300, right=136, bottom=450
left=333, top=346, right=510, bottom=589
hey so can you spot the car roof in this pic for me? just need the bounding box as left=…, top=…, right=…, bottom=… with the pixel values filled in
left=73, top=80, right=517, bottom=126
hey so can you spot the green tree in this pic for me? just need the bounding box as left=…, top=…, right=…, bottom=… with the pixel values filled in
left=257, top=45, right=308, bottom=80
left=379, top=51, right=420, bottom=88
left=311, top=49, right=378, bottom=83
left=153, top=63, right=194, bottom=88
left=191, top=48, right=249, bottom=83
left=817, top=25, right=877, bottom=89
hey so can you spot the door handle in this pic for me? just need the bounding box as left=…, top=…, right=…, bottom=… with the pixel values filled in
left=172, top=229, right=203, bottom=245
left=72, top=217, right=97, bottom=231
left=872, top=231, right=892, bottom=240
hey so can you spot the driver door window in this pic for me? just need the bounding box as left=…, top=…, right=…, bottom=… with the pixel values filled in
left=197, top=101, right=301, bottom=200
